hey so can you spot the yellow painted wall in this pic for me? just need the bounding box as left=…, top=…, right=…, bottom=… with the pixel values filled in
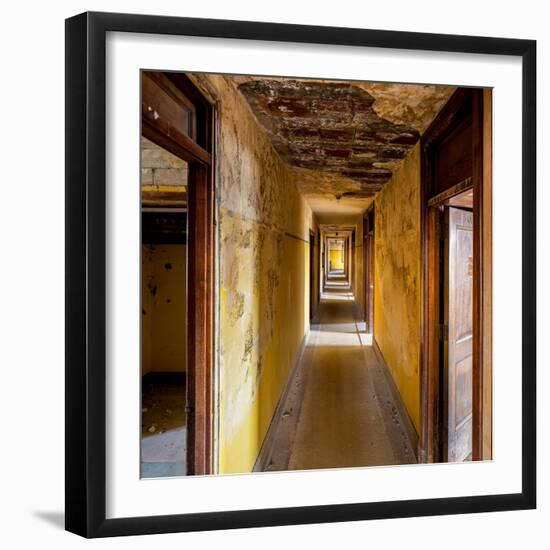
left=194, top=75, right=316, bottom=473
left=355, top=221, right=365, bottom=317
left=141, top=244, right=187, bottom=374
left=329, top=249, right=344, bottom=270
left=373, top=143, right=421, bottom=433
left=311, top=230, right=320, bottom=321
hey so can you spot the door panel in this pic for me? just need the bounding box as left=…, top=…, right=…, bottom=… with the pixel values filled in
left=435, top=114, right=473, bottom=192
left=446, top=207, right=474, bottom=462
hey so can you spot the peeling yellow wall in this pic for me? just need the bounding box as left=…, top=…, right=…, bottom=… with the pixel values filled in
left=374, top=143, right=421, bottom=433
left=196, top=75, right=317, bottom=474
left=141, top=244, right=187, bottom=375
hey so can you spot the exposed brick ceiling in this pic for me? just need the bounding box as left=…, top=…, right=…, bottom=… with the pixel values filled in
left=234, top=77, right=455, bottom=214
left=239, top=79, right=419, bottom=192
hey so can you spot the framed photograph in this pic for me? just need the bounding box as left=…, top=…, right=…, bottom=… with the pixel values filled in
left=65, top=11, right=536, bottom=537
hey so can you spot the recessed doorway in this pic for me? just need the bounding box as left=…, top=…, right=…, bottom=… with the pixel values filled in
left=140, top=71, right=215, bottom=477
left=420, top=88, right=492, bottom=463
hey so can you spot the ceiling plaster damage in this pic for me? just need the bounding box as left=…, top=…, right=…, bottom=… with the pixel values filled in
left=232, top=76, right=455, bottom=214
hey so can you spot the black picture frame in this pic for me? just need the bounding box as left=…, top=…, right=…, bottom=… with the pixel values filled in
left=65, top=11, right=536, bottom=538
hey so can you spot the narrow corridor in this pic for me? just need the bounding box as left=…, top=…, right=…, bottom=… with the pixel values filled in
left=265, top=286, right=417, bottom=472
left=139, top=73, right=490, bottom=475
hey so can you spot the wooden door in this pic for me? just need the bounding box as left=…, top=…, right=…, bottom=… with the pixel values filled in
left=321, top=235, right=325, bottom=288
left=421, top=88, right=491, bottom=463
left=309, top=232, right=315, bottom=320
left=351, top=231, right=355, bottom=290
left=445, top=207, right=474, bottom=462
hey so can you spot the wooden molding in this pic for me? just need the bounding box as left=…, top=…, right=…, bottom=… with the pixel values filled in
left=142, top=71, right=215, bottom=476
left=419, top=87, right=491, bottom=463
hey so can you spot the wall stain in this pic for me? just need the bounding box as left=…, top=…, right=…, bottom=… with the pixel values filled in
left=374, top=143, right=421, bottom=431
left=194, top=73, right=315, bottom=473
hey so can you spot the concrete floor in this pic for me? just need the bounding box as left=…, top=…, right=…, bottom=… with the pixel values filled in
left=268, top=282, right=416, bottom=472
left=140, top=376, right=187, bottom=478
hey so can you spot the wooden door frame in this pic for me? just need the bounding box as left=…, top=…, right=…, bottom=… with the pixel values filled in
left=309, top=230, right=315, bottom=320
left=348, top=234, right=351, bottom=282
left=351, top=230, right=356, bottom=291
left=343, top=235, right=348, bottom=279
left=364, top=205, right=375, bottom=332
left=419, top=88, right=492, bottom=463
left=142, top=71, right=215, bottom=475
left=323, top=233, right=328, bottom=286
left=317, top=229, right=324, bottom=304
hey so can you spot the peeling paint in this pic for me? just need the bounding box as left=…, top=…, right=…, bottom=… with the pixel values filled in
left=356, top=83, right=454, bottom=133
left=192, top=74, right=316, bottom=473
left=374, top=143, right=421, bottom=432
left=182, top=73, right=441, bottom=470
left=238, top=79, right=419, bottom=189
left=231, top=76, right=454, bottom=215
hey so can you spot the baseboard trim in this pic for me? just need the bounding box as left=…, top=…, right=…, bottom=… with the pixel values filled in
left=372, top=338, right=419, bottom=458
left=253, top=332, right=308, bottom=472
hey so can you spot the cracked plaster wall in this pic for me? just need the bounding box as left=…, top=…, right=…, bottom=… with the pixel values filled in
left=374, top=143, right=422, bottom=433
left=201, top=75, right=317, bottom=474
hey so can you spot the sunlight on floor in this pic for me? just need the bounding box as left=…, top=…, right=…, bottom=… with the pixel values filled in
left=314, top=329, right=363, bottom=346
left=321, top=292, right=354, bottom=301
left=283, top=285, right=416, bottom=471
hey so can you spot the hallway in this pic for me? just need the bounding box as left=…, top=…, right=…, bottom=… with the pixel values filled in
left=139, top=72, right=492, bottom=476
left=265, top=286, right=417, bottom=472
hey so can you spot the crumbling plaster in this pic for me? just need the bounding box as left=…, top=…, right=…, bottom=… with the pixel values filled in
left=191, top=74, right=316, bottom=473
left=233, top=76, right=454, bottom=215
left=373, top=143, right=422, bottom=432
left=184, top=73, right=449, bottom=469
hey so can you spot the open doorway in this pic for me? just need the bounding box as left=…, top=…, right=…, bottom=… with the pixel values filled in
left=141, top=147, right=188, bottom=477
left=328, top=238, right=345, bottom=275
left=319, top=228, right=355, bottom=302
left=420, top=88, right=492, bottom=463
left=140, top=71, right=215, bottom=477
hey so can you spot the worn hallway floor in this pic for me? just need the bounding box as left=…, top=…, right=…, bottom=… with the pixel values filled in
left=264, top=285, right=417, bottom=472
